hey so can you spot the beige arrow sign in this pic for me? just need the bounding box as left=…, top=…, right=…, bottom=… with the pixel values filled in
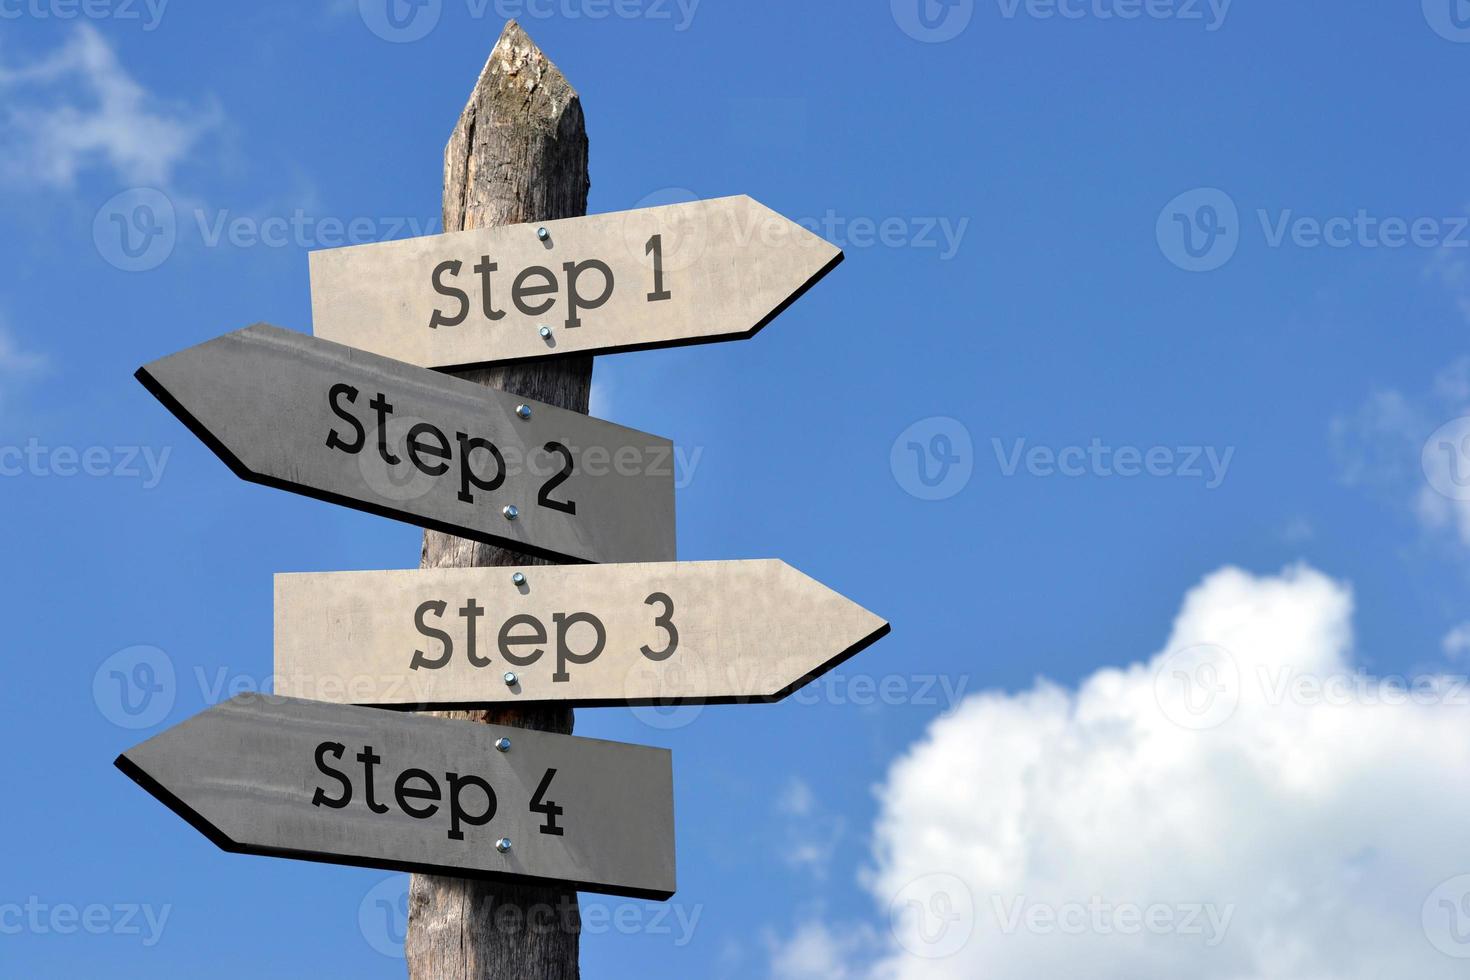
left=274, top=560, right=889, bottom=708
left=308, top=196, right=843, bottom=370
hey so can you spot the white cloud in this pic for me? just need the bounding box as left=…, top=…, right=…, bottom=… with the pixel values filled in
left=779, top=777, right=816, bottom=817
left=0, top=324, right=44, bottom=375
left=0, top=25, right=218, bottom=188
left=1332, top=360, right=1470, bottom=548
left=1280, top=516, right=1314, bottom=544
left=1427, top=244, right=1470, bottom=324
left=767, top=921, right=866, bottom=980
left=769, top=564, right=1470, bottom=979
left=0, top=319, right=44, bottom=410
left=777, top=776, right=845, bottom=880
left=1443, top=623, right=1470, bottom=662
left=589, top=378, right=613, bottom=418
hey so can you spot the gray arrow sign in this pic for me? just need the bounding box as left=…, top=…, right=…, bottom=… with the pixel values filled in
left=308, top=196, right=843, bottom=370
left=274, top=560, right=890, bottom=709
left=115, top=695, right=676, bottom=900
left=136, top=324, right=676, bottom=564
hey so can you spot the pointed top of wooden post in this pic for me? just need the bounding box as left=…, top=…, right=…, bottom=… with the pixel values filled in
left=443, top=19, right=589, bottom=233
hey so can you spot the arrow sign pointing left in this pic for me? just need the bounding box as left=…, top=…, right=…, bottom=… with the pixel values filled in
left=115, top=694, right=676, bottom=900
left=136, top=323, right=676, bottom=564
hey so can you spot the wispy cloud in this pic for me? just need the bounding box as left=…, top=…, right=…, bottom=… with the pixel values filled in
left=0, top=325, right=44, bottom=376
left=1427, top=241, right=1470, bottom=323
left=1443, top=622, right=1470, bottom=662
left=766, top=920, right=867, bottom=980
left=1331, top=359, right=1470, bottom=548
left=0, top=314, right=46, bottom=410
left=0, top=24, right=219, bottom=189
left=775, top=776, right=845, bottom=881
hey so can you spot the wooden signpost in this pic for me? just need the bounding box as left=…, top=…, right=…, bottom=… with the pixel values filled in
left=274, top=560, right=890, bottom=708
left=309, top=196, right=844, bottom=370
left=136, top=323, right=676, bottom=564
left=115, top=694, right=676, bottom=900
left=121, top=20, right=887, bottom=979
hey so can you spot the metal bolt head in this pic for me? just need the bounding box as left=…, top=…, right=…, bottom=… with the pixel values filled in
left=515, top=404, right=532, bottom=420
left=512, top=572, right=527, bottom=586
left=495, top=737, right=511, bottom=753
left=503, top=505, right=519, bottom=521
left=536, top=227, right=549, bottom=241
left=496, top=837, right=513, bottom=853
left=538, top=325, right=552, bottom=340
left=503, top=671, right=518, bottom=686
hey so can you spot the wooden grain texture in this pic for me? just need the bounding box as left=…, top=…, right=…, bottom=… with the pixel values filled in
left=274, top=560, right=890, bottom=708
left=136, top=323, right=674, bottom=565
left=308, top=196, right=844, bottom=369
left=113, top=695, right=676, bottom=899
left=408, top=20, right=590, bottom=980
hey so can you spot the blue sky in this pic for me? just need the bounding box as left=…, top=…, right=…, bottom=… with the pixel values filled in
left=6, top=1, right=1470, bottom=977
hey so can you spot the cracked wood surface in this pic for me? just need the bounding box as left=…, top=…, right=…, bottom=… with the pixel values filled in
left=407, top=20, right=590, bottom=980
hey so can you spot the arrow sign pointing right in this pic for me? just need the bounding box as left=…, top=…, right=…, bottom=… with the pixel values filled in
left=308, top=196, right=843, bottom=369
left=115, top=695, right=676, bottom=900
left=274, top=560, right=889, bottom=708
left=136, top=323, right=676, bottom=564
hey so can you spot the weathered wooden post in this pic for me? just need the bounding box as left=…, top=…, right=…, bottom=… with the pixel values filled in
left=119, top=19, right=875, bottom=972
left=406, top=20, right=589, bottom=979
